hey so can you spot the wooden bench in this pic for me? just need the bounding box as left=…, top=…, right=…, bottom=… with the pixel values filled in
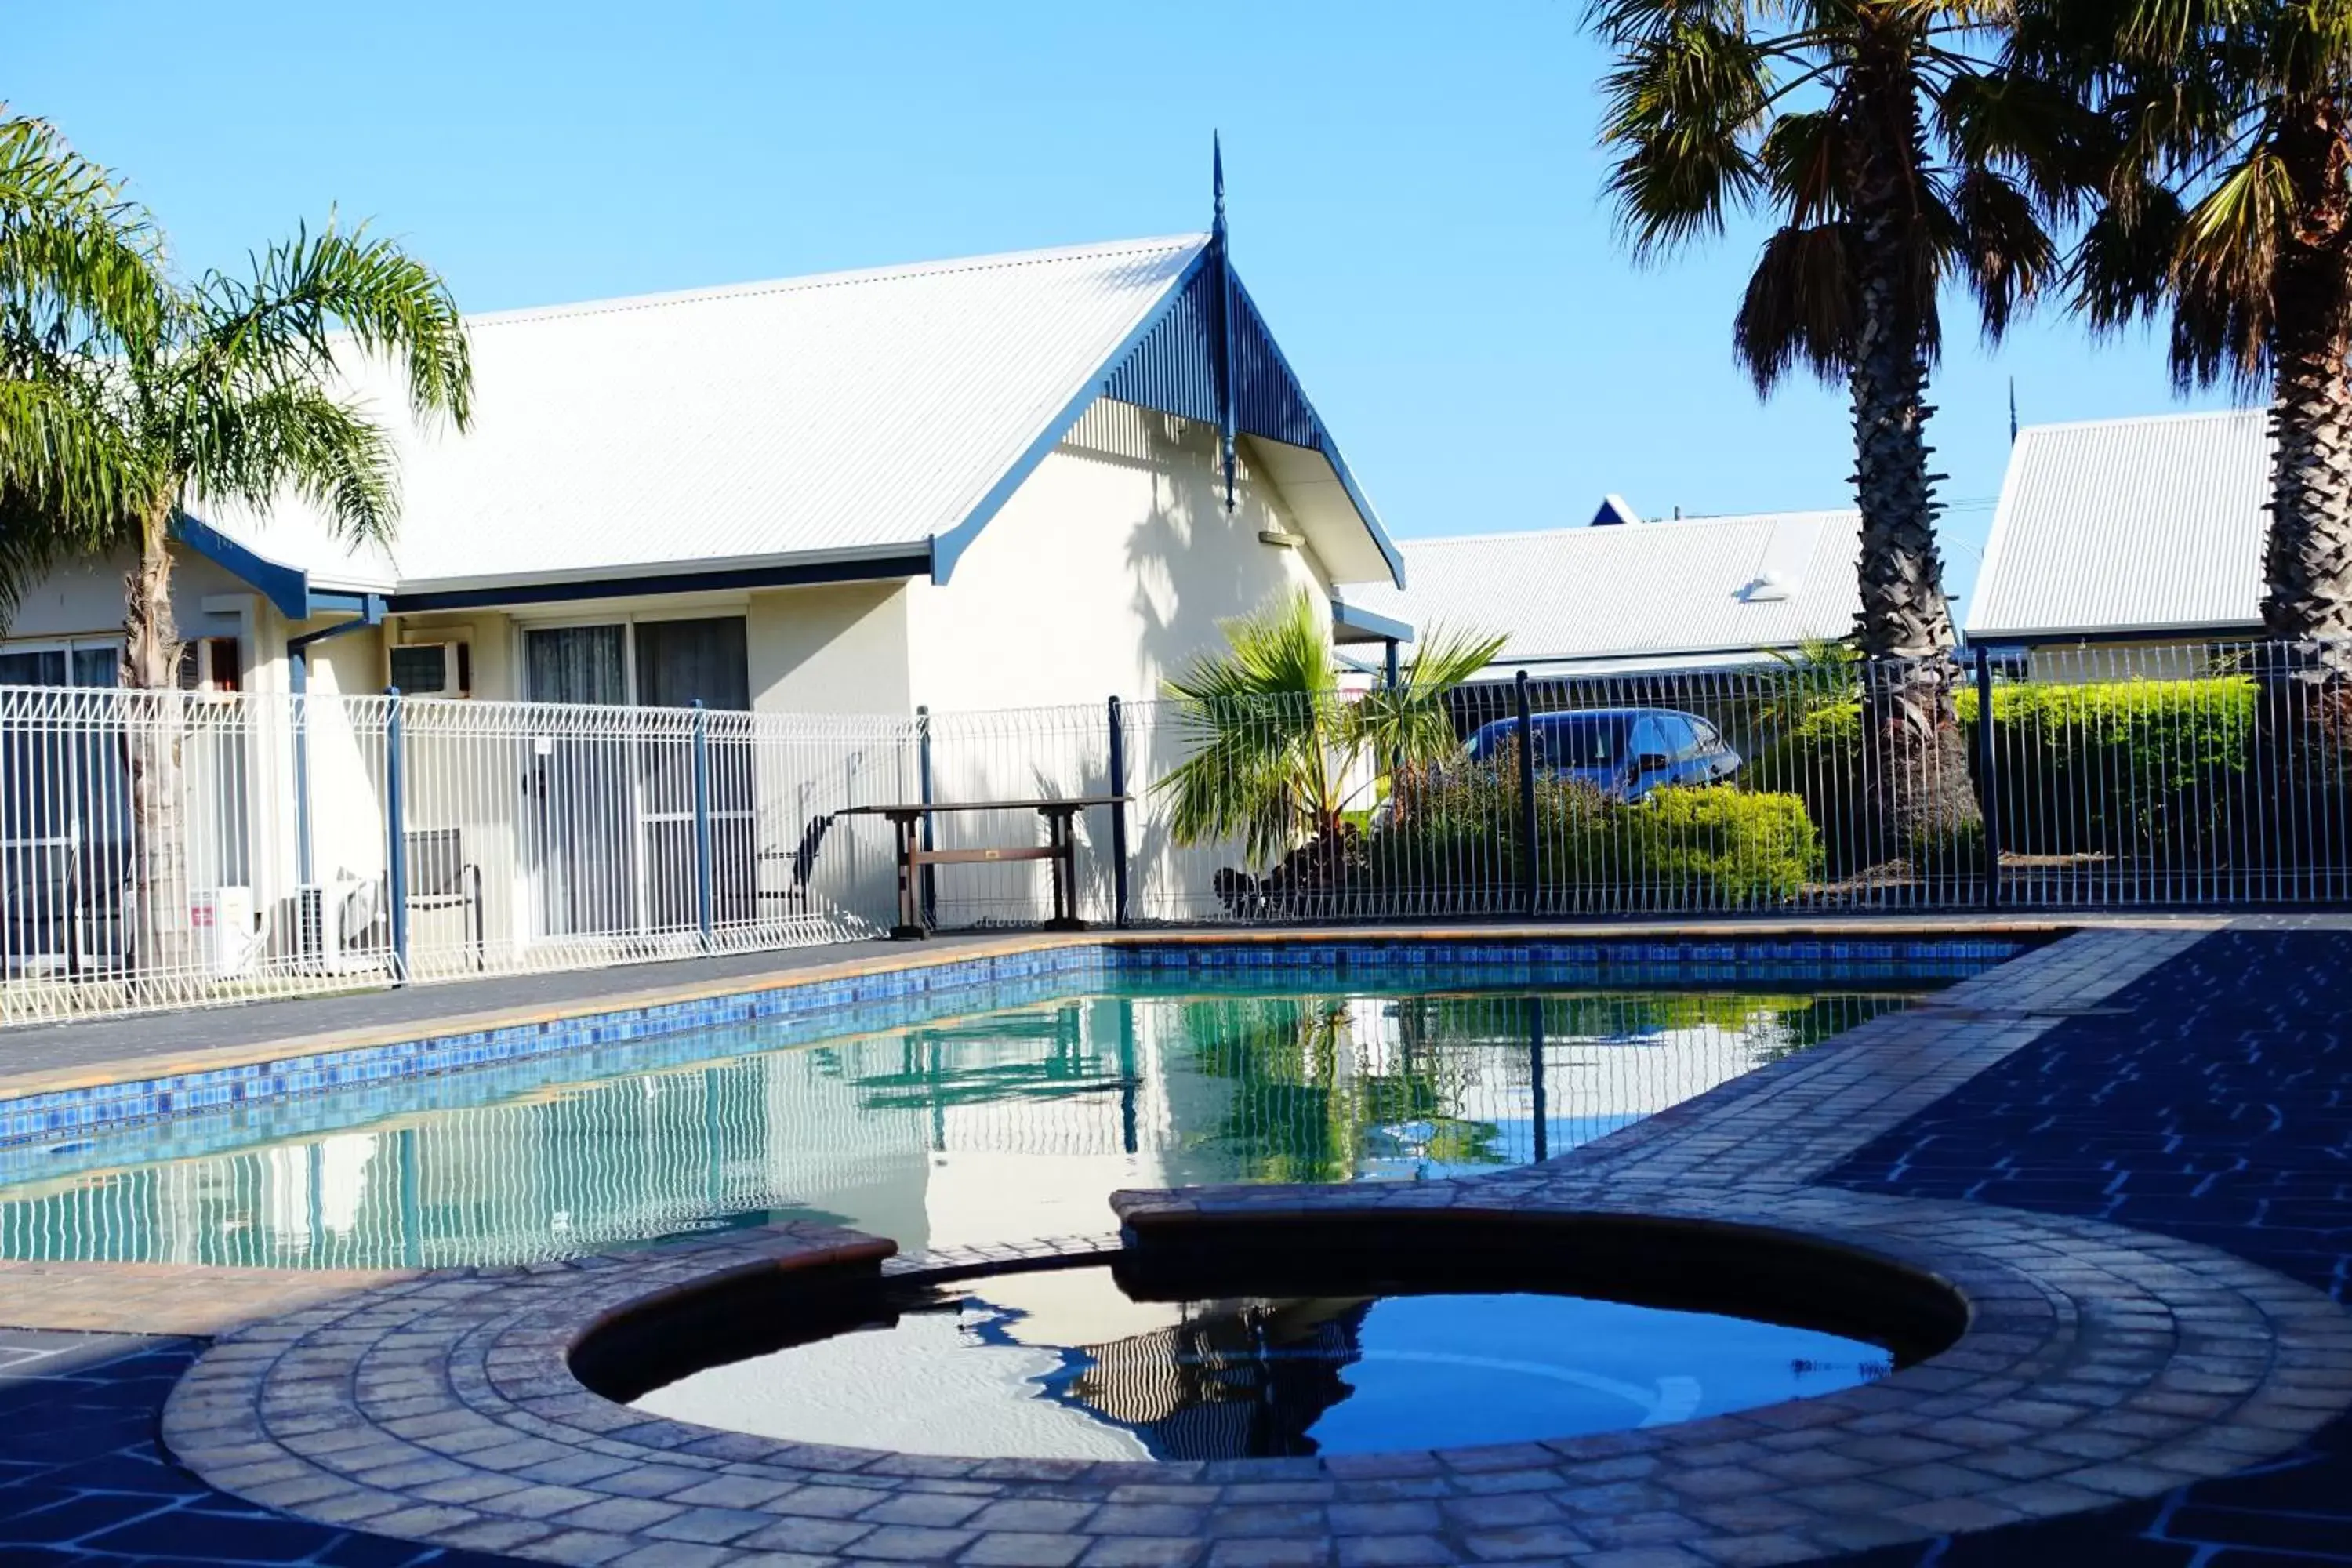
left=837, top=797, right=1127, bottom=939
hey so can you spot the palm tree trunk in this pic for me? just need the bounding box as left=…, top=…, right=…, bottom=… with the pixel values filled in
left=121, top=500, right=193, bottom=985
left=2260, top=106, right=2352, bottom=652
left=2251, top=107, right=2352, bottom=883
left=1844, top=31, right=1980, bottom=868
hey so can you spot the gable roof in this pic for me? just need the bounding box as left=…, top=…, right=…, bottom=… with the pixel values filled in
left=187, top=235, right=1404, bottom=616
left=1343, top=509, right=1864, bottom=673
left=1967, top=408, right=2267, bottom=644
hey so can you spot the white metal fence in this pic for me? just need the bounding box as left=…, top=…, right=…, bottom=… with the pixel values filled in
left=7, top=636, right=2352, bottom=1025
left=0, top=688, right=914, bottom=1024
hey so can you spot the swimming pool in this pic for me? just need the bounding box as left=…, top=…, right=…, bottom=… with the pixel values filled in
left=0, top=942, right=2019, bottom=1270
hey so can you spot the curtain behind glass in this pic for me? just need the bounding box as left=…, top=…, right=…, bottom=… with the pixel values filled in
left=525, top=625, right=628, bottom=706
left=522, top=626, right=633, bottom=935
left=635, top=618, right=749, bottom=710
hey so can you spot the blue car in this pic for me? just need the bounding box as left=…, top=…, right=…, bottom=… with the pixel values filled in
left=1465, top=706, right=1740, bottom=802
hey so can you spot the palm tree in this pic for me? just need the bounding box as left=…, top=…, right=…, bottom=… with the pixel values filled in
left=2017, top=0, right=2352, bottom=652
left=1588, top=0, right=2064, bottom=853
left=1156, top=587, right=1503, bottom=866
left=0, top=111, right=161, bottom=622
left=39, top=219, right=472, bottom=978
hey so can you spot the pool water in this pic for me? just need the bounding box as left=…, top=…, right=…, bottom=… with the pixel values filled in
left=0, top=980, right=1919, bottom=1269
left=630, top=1263, right=1895, bottom=1459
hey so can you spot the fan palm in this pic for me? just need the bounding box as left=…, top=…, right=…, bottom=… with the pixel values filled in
left=1589, top=0, right=2069, bottom=851
left=37, top=219, right=472, bottom=977
left=1157, top=587, right=1504, bottom=863
left=2016, top=0, right=2352, bottom=651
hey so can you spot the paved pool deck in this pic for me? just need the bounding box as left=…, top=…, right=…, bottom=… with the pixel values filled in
left=2, top=915, right=2348, bottom=1566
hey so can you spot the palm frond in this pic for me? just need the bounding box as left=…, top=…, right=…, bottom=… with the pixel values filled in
left=1596, top=16, right=1773, bottom=256
left=1735, top=221, right=1858, bottom=390
left=0, top=371, right=148, bottom=627
left=187, top=220, right=472, bottom=431
left=184, top=381, right=399, bottom=543
left=0, top=111, right=162, bottom=358
left=2169, top=144, right=2293, bottom=389
left=1350, top=622, right=1507, bottom=766
left=1946, top=165, right=2055, bottom=339
left=2067, top=181, right=2186, bottom=332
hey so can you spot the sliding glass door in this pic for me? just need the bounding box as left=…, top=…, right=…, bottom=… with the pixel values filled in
left=521, top=618, right=750, bottom=942
left=524, top=625, right=634, bottom=938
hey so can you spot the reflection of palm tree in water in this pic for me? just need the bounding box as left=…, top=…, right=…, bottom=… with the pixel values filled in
left=1056, top=1297, right=1374, bottom=1461
left=1179, top=997, right=1504, bottom=1184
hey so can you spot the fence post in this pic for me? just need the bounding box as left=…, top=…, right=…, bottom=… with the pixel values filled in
left=385, top=687, right=408, bottom=982
left=1107, top=695, right=1131, bottom=928
left=1515, top=670, right=1539, bottom=918
left=1526, top=993, right=1548, bottom=1163
left=1972, top=646, right=2002, bottom=909
left=916, top=704, right=937, bottom=927
left=692, top=700, right=714, bottom=950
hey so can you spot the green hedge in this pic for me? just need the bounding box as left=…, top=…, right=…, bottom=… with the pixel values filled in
left=1750, top=676, right=2257, bottom=866
left=1370, top=774, right=1820, bottom=906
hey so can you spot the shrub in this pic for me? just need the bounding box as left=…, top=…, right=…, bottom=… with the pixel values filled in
left=1968, top=677, right=2254, bottom=861
left=1367, top=768, right=1819, bottom=909
left=1748, top=676, right=2258, bottom=869
left=1616, top=786, right=1820, bottom=904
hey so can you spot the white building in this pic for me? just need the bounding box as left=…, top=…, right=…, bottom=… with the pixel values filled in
left=1341, top=498, right=1863, bottom=677
left=1967, top=409, right=2268, bottom=674
left=2, top=230, right=1404, bottom=714
left=0, top=223, right=1414, bottom=982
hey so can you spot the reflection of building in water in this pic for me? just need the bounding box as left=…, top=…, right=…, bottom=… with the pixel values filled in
left=1062, top=1296, right=1371, bottom=1461
left=0, top=990, right=1904, bottom=1269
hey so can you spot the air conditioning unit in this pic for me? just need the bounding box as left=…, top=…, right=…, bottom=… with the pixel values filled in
left=191, top=887, right=260, bottom=978
left=295, top=880, right=377, bottom=975
left=388, top=640, right=470, bottom=699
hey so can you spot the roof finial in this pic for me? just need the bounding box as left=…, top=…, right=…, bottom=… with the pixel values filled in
left=1213, top=132, right=1227, bottom=244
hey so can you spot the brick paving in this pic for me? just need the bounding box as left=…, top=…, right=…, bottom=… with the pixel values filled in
left=1825, top=927, right=2352, bottom=1566
left=14, top=920, right=2352, bottom=1566
left=0, top=1327, right=521, bottom=1567
left=151, top=927, right=2352, bottom=1566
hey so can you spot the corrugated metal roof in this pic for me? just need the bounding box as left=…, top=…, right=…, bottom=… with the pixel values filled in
left=196, top=235, right=1279, bottom=596
left=1966, top=409, right=2269, bottom=641
left=1344, top=510, right=1864, bottom=670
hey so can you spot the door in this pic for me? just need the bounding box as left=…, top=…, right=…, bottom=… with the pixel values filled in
left=523, top=625, right=633, bottom=938
left=633, top=619, right=752, bottom=929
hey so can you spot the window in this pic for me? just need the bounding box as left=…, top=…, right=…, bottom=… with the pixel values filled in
left=523, top=618, right=748, bottom=710
left=175, top=638, right=241, bottom=693
left=0, top=639, right=119, bottom=689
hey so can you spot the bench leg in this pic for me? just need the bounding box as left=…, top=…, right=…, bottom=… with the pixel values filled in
left=891, top=816, right=927, bottom=940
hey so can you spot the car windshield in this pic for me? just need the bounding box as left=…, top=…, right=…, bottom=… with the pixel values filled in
left=1471, top=713, right=1632, bottom=768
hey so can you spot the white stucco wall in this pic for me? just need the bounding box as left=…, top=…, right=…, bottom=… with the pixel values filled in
left=898, top=401, right=1352, bottom=924
left=747, top=581, right=913, bottom=715
left=902, top=401, right=1338, bottom=713
left=2, top=545, right=258, bottom=660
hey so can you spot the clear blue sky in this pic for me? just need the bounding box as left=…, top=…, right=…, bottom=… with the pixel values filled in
left=17, top=2, right=2234, bottom=608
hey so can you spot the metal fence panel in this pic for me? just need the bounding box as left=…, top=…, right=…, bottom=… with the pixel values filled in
left=1, top=688, right=913, bottom=1024
left=11, top=636, right=2352, bottom=1026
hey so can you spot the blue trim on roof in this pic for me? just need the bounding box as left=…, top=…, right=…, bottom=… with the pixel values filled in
left=1331, top=599, right=1415, bottom=644
left=931, top=249, right=1407, bottom=590
left=172, top=512, right=314, bottom=620
left=1229, top=276, right=1405, bottom=588
left=930, top=246, right=1218, bottom=584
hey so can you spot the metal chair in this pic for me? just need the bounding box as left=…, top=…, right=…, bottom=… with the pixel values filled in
left=405, top=827, right=485, bottom=970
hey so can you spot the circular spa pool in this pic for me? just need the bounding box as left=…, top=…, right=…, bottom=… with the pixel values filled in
left=624, top=1261, right=1895, bottom=1460
left=575, top=1214, right=1964, bottom=1463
